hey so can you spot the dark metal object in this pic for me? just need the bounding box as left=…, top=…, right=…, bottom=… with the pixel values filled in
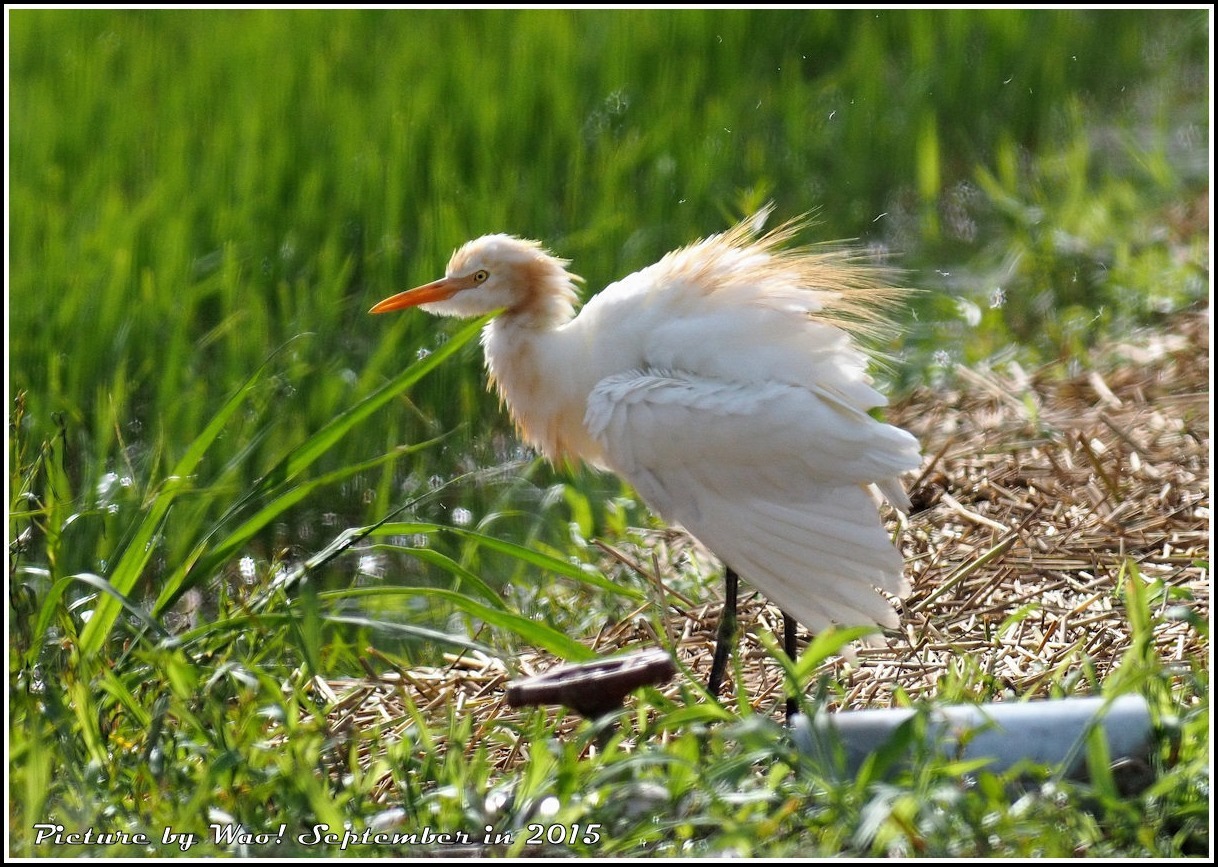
left=505, top=648, right=677, bottom=719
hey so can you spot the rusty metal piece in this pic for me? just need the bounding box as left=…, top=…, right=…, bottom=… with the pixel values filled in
left=505, top=649, right=676, bottom=718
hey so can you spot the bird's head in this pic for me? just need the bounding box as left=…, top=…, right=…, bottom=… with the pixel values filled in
left=371, top=234, right=582, bottom=323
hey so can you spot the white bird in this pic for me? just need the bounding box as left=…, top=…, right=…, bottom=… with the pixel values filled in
left=371, top=207, right=921, bottom=709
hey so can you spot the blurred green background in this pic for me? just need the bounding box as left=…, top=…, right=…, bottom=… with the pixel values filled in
left=8, top=8, right=1209, bottom=635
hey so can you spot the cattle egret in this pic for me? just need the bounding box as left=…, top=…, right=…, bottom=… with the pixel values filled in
left=371, top=207, right=922, bottom=713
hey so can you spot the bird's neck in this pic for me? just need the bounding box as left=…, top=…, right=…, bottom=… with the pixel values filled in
left=482, top=313, right=602, bottom=467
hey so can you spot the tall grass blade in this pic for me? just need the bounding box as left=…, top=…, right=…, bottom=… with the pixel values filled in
left=152, top=442, right=437, bottom=615
left=167, top=611, right=496, bottom=658
left=151, top=316, right=487, bottom=616
left=323, top=586, right=597, bottom=662
left=255, top=315, right=490, bottom=493
left=373, top=522, right=645, bottom=602
left=77, top=361, right=267, bottom=655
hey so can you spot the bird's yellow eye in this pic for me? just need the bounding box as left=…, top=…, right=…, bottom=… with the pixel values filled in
left=473, top=269, right=489, bottom=283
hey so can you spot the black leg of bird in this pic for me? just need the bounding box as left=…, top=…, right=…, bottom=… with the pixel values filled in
left=783, top=611, right=799, bottom=722
left=707, top=567, right=739, bottom=699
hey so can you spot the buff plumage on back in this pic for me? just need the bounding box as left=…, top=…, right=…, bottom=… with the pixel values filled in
left=641, top=207, right=907, bottom=341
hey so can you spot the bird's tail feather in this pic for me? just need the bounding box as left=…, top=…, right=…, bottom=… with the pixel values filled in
left=689, top=486, right=906, bottom=637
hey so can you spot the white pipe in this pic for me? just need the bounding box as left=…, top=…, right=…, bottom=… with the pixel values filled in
left=792, top=694, right=1152, bottom=782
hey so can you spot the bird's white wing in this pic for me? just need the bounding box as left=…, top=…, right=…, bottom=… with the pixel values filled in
left=585, top=370, right=921, bottom=634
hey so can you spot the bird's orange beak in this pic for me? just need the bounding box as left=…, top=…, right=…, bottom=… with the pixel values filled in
left=369, top=276, right=463, bottom=314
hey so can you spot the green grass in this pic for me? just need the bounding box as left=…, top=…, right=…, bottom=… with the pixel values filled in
left=7, top=8, right=1210, bottom=857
